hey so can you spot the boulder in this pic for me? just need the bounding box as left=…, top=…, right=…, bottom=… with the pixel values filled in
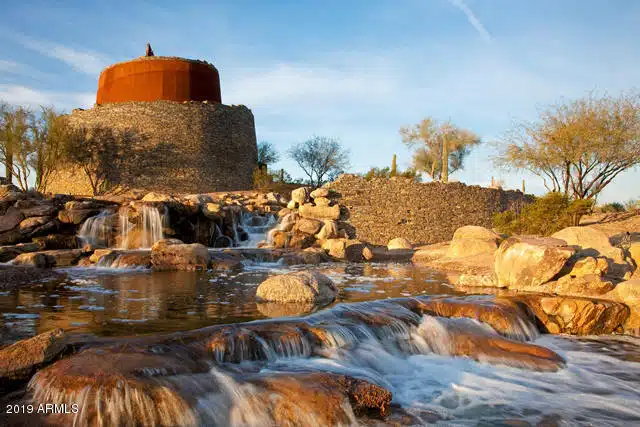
left=323, top=238, right=364, bottom=262
left=19, top=203, right=57, bottom=218
left=141, top=192, right=175, bottom=203
left=270, top=230, right=289, bottom=249
left=286, top=200, right=297, bottom=210
left=310, top=188, right=330, bottom=199
left=32, top=234, right=79, bottom=250
left=291, top=187, right=311, bottom=205
left=41, top=249, right=84, bottom=267
left=447, top=226, right=501, bottom=258
left=549, top=274, right=615, bottom=297
left=256, top=271, right=337, bottom=303
left=0, top=242, right=41, bottom=263
left=387, top=237, right=412, bottom=250
left=278, top=212, right=298, bottom=232
left=0, top=207, right=24, bottom=232
left=494, top=236, right=575, bottom=290
left=13, top=252, right=49, bottom=268
left=89, top=248, right=116, bottom=264
left=293, top=218, right=323, bottom=235
left=566, top=256, right=609, bottom=277
left=202, top=202, right=222, bottom=218
left=151, top=238, right=209, bottom=271
left=316, top=220, right=339, bottom=240
left=603, top=279, right=640, bottom=333
left=58, top=209, right=99, bottom=225
left=288, top=231, right=316, bottom=249
left=18, top=215, right=51, bottom=231
left=629, top=242, right=640, bottom=271
left=299, top=203, right=341, bottom=220
left=0, top=328, right=66, bottom=390
left=313, top=197, right=331, bottom=207
left=282, top=247, right=331, bottom=265
left=0, top=229, right=22, bottom=245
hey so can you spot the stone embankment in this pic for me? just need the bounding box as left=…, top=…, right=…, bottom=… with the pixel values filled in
left=412, top=223, right=640, bottom=334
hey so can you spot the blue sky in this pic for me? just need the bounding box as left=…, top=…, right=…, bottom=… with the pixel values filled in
left=1, top=0, right=638, bottom=202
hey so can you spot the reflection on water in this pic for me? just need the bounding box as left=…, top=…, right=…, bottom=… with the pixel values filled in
left=0, top=263, right=453, bottom=344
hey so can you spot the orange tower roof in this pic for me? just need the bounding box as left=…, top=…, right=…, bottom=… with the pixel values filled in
left=96, top=46, right=222, bottom=104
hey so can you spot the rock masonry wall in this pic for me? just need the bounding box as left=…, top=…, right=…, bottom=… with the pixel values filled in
left=47, top=101, right=257, bottom=195
left=326, top=174, right=533, bottom=246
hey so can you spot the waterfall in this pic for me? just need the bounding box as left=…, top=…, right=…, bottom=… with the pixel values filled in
left=117, top=205, right=165, bottom=249
left=77, top=210, right=113, bottom=247
left=233, top=212, right=277, bottom=248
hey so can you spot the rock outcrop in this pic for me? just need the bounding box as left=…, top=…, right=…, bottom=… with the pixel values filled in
left=151, top=238, right=209, bottom=270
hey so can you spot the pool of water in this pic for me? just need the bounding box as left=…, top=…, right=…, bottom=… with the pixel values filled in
left=0, top=262, right=453, bottom=344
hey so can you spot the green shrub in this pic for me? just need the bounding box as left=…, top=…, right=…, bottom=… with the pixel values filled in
left=363, top=166, right=421, bottom=182
left=599, top=202, right=625, bottom=213
left=493, top=192, right=594, bottom=236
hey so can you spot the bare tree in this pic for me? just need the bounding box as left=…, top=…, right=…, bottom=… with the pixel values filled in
left=0, top=103, right=32, bottom=189
left=62, top=125, right=137, bottom=196
left=256, top=141, right=280, bottom=168
left=30, top=107, right=67, bottom=192
left=496, top=91, right=640, bottom=199
left=400, top=118, right=480, bottom=183
left=289, top=136, right=350, bottom=187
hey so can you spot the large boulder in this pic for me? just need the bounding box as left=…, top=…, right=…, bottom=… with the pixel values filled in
left=447, top=226, right=501, bottom=258
left=291, top=187, right=311, bottom=205
left=18, top=216, right=52, bottom=231
left=256, top=271, right=337, bottom=303
left=141, top=192, right=176, bottom=203
left=310, top=188, right=329, bottom=199
left=494, top=236, right=575, bottom=290
left=299, top=203, right=341, bottom=220
left=387, top=237, right=412, bottom=250
left=19, top=202, right=57, bottom=218
left=322, top=238, right=364, bottom=262
left=604, top=279, right=640, bottom=333
left=0, top=328, right=66, bottom=391
left=316, top=220, right=339, bottom=240
left=151, top=238, right=209, bottom=271
left=202, top=202, right=222, bottom=218
left=287, top=231, right=316, bottom=249
left=0, top=242, right=41, bottom=263
left=552, top=226, right=633, bottom=279
left=293, top=218, right=323, bottom=235
left=57, top=209, right=99, bottom=225
left=13, top=252, right=49, bottom=268
left=0, top=207, right=24, bottom=232
left=629, top=242, right=640, bottom=273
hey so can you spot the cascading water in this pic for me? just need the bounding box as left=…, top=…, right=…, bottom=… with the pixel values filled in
left=77, top=210, right=114, bottom=247
left=117, top=205, right=165, bottom=249
left=233, top=211, right=277, bottom=248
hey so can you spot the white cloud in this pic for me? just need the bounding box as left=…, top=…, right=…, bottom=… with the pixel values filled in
left=448, top=0, right=493, bottom=43
left=4, top=32, right=109, bottom=75
left=0, top=84, right=94, bottom=111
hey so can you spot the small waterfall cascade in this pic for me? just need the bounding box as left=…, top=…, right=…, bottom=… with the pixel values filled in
left=27, top=296, right=581, bottom=427
left=77, top=210, right=115, bottom=247
left=233, top=211, right=277, bottom=248
left=117, top=205, right=165, bottom=249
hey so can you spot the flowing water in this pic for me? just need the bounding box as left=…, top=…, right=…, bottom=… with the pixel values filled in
left=2, top=260, right=640, bottom=425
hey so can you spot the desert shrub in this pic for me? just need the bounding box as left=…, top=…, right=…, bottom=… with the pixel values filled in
left=493, top=192, right=594, bottom=236
left=599, top=202, right=625, bottom=213
left=252, top=166, right=272, bottom=191
left=625, top=199, right=640, bottom=211
left=363, top=166, right=421, bottom=181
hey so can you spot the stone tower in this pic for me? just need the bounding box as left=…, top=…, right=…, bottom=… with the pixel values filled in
left=47, top=45, right=257, bottom=195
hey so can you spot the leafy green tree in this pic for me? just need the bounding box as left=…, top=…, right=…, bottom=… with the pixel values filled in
left=400, top=118, right=480, bottom=183
left=256, top=141, right=280, bottom=168
left=496, top=91, right=640, bottom=199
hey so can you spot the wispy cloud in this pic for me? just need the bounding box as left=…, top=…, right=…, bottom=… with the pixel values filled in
left=0, top=59, right=54, bottom=81
left=0, top=84, right=94, bottom=110
left=448, top=0, right=493, bottom=43
left=2, top=31, right=109, bottom=75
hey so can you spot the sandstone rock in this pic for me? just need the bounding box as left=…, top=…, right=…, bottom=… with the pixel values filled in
left=387, top=237, right=412, bottom=250
left=270, top=230, right=289, bottom=249
left=412, top=242, right=450, bottom=264
left=287, top=231, right=316, bottom=249
left=57, top=209, right=99, bottom=224
left=89, top=248, right=115, bottom=263
left=0, top=328, right=66, bottom=390
left=281, top=247, right=331, bottom=266
left=0, top=229, right=22, bottom=245
left=293, top=217, right=323, bottom=235
left=256, top=301, right=316, bottom=317
left=256, top=271, right=337, bottom=303
left=299, top=203, right=340, bottom=220
left=278, top=212, right=298, bottom=232
left=447, top=226, right=501, bottom=258
left=316, top=220, right=339, bottom=240
left=323, top=238, right=364, bottom=262
left=18, top=215, right=51, bottom=231
left=32, top=234, right=79, bottom=250
left=291, top=187, right=311, bottom=205
left=552, top=226, right=613, bottom=255
left=141, top=192, right=175, bottom=203
left=202, top=202, right=222, bottom=218
left=362, top=245, right=375, bottom=261
left=110, top=251, right=152, bottom=268
left=277, top=208, right=291, bottom=217
left=313, top=196, right=331, bottom=207
left=41, top=249, right=84, bottom=267
left=63, top=200, right=104, bottom=210
left=19, top=203, right=57, bottom=218
left=566, top=256, right=609, bottom=277
left=13, top=252, right=49, bottom=268
left=603, top=279, right=640, bottom=333
left=629, top=243, right=640, bottom=271
left=494, top=236, right=575, bottom=290
left=0, top=207, right=24, bottom=232
left=310, top=188, right=330, bottom=199
left=286, top=200, right=297, bottom=210
left=0, top=242, right=40, bottom=263
left=550, top=274, right=615, bottom=297
left=151, top=238, right=209, bottom=270
left=518, top=295, right=629, bottom=335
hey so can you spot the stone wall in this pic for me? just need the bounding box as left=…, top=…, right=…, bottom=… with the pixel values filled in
left=326, top=175, right=533, bottom=246
left=47, top=101, right=257, bottom=195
